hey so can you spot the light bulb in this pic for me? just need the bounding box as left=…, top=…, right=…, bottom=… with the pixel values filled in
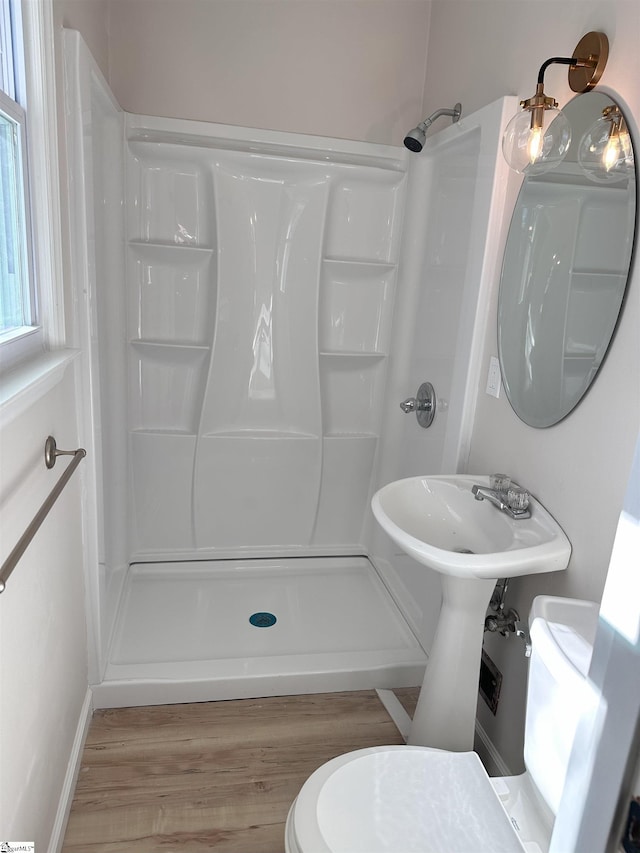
left=527, top=126, right=544, bottom=164
left=578, top=108, right=634, bottom=183
left=502, top=107, right=571, bottom=175
left=603, top=134, right=621, bottom=172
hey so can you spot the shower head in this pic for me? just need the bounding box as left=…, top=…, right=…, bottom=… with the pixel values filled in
left=403, top=103, right=462, bottom=152
left=404, top=126, right=427, bottom=152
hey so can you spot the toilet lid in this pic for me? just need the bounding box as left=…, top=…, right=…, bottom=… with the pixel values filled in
left=291, top=746, right=526, bottom=853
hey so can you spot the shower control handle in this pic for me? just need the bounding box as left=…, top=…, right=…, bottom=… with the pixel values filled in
left=400, top=382, right=436, bottom=429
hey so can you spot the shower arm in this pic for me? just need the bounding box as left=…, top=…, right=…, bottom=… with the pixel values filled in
left=417, top=103, right=462, bottom=132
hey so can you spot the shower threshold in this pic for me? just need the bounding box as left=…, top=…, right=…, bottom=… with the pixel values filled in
left=93, top=556, right=426, bottom=708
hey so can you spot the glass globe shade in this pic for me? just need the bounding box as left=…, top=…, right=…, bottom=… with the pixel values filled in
left=502, top=107, right=572, bottom=175
left=578, top=115, right=634, bottom=183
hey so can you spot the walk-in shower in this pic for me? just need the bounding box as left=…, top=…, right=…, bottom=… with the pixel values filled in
left=65, top=29, right=514, bottom=709
left=65, top=30, right=428, bottom=706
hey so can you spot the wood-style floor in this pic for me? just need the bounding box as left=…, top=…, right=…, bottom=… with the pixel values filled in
left=62, top=688, right=419, bottom=853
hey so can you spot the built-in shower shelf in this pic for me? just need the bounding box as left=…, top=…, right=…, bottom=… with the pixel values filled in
left=323, top=257, right=397, bottom=271
left=131, top=427, right=198, bottom=436
left=319, top=261, right=395, bottom=356
left=531, top=162, right=629, bottom=189
left=324, top=432, right=378, bottom=439
left=563, top=357, right=600, bottom=370
left=129, top=342, right=209, bottom=433
left=130, top=340, right=210, bottom=354
left=320, top=351, right=387, bottom=359
left=128, top=239, right=214, bottom=254
left=201, top=429, right=320, bottom=439
left=571, top=269, right=627, bottom=281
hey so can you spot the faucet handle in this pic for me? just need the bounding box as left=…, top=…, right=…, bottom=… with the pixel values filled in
left=507, top=487, right=530, bottom=512
left=399, top=382, right=436, bottom=428
left=490, top=473, right=511, bottom=492
left=514, top=620, right=532, bottom=657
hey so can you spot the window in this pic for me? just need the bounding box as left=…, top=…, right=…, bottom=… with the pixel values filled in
left=0, top=0, right=38, bottom=358
left=0, top=0, right=64, bottom=377
left=1, top=88, right=34, bottom=338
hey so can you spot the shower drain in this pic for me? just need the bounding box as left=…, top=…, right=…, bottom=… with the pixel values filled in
left=249, top=612, right=277, bottom=628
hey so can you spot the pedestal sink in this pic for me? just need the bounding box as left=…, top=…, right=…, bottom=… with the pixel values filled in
left=371, top=474, right=571, bottom=751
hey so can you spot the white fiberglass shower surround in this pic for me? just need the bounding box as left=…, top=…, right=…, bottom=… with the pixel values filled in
left=65, top=31, right=514, bottom=708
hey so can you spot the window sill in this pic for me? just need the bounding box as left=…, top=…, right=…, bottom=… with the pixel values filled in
left=0, top=349, right=80, bottom=430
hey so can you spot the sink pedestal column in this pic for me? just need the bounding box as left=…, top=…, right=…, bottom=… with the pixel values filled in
left=408, top=574, right=496, bottom=750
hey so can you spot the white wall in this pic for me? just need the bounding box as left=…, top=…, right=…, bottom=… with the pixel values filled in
left=0, top=368, right=89, bottom=846
left=421, top=0, right=640, bottom=769
left=56, top=0, right=109, bottom=77
left=106, top=0, right=431, bottom=145
left=0, top=2, right=110, bottom=846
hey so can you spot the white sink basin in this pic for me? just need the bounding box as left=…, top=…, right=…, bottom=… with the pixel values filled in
left=371, top=474, right=571, bottom=579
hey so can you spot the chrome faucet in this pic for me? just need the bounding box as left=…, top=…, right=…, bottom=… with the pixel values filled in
left=471, top=480, right=531, bottom=520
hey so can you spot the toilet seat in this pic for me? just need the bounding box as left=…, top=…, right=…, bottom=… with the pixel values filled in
left=286, top=745, right=526, bottom=853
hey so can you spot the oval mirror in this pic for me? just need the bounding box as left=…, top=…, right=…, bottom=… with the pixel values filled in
left=498, top=92, right=636, bottom=428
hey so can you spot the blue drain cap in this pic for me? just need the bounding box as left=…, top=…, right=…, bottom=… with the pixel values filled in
left=249, top=611, right=277, bottom=628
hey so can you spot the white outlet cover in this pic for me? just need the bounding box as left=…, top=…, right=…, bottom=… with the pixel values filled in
left=486, top=355, right=501, bottom=398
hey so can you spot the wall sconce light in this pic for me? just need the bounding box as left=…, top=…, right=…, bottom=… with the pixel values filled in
left=502, top=32, right=609, bottom=175
left=578, top=104, right=634, bottom=183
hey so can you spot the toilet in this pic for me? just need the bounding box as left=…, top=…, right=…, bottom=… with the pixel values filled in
left=285, top=595, right=599, bottom=853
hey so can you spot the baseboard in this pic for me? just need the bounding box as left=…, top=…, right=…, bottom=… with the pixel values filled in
left=474, top=717, right=512, bottom=777
left=375, top=688, right=412, bottom=741
left=48, top=687, right=93, bottom=853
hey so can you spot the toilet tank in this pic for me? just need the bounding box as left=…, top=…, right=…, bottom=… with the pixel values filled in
left=523, top=595, right=600, bottom=816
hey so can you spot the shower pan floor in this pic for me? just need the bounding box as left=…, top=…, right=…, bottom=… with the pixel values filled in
left=94, top=556, right=426, bottom=708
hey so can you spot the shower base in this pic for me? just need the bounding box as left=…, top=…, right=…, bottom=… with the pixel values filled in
left=92, top=556, right=426, bottom=708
